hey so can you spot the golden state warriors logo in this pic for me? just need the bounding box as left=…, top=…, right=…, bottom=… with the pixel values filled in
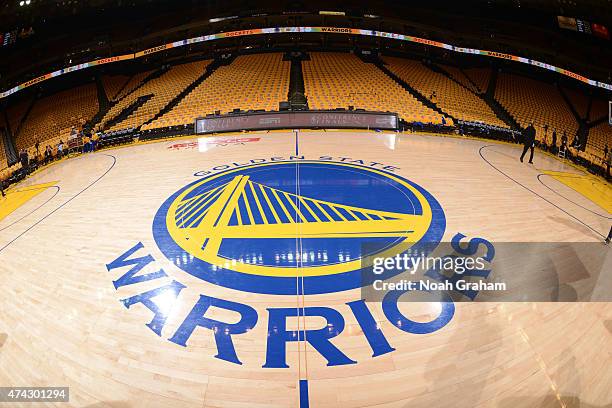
left=107, top=158, right=495, bottom=378
left=153, top=161, right=446, bottom=294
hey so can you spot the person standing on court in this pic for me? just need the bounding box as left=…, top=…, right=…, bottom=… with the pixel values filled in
left=57, top=140, right=65, bottom=157
left=551, top=129, right=557, bottom=154
left=520, top=122, right=536, bottom=164
left=19, top=148, right=29, bottom=171
left=606, top=225, right=612, bottom=245
left=561, top=132, right=568, bottom=150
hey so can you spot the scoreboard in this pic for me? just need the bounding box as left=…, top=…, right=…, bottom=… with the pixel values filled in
left=575, top=19, right=592, bottom=35
left=195, top=111, right=399, bottom=134
left=558, top=16, right=610, bottom=39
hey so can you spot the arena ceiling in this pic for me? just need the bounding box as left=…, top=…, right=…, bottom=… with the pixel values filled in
left=1, top=0, right=611, bottom=27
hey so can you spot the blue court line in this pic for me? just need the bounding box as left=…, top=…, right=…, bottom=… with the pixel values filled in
left=537, top=174, right=611, bottom=219
left=294, top=144, right=309, bottom=408
left=0, top=154, right=117, bottom=252
left=478, top=145, right=606, bottom=239
left=299, top=379, right=309, bottom=408
left=0, top=185, right=60, bottom=232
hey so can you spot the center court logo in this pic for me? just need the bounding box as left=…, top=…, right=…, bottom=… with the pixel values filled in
left=105, top=157, right=495, bottom=367
left=152, top=160, right=446, bottom=294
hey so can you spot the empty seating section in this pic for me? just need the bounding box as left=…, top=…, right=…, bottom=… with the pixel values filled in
left=1, top=150, right=25, bottom=180
left=5, top=97, right=32, bottom=136
left=463, top=68, right=491, bottom=94
left=589, top=99, right=608, bottom=122
left=587, top=122, right=611, bottom=157
left=303, top=53, right=446, bottom=125
left=97, top=72, right=153, bottom=130
left=102, top=75, right=130, bottom=101
left=0, top=128, right=6, bottom=169
left=384, top=57, right=504, bottom=127
left=113, top=71, right=153, bottom=102
left=143, top=54, right=289, bottom=130
left=1, top=161, right=18, bottom=183
left=2, top=105, right=29, bottom=179
left=562, top=87, right=589, bottom=119
left=441, top=65, right=481, bottom=94
left=105, top=60, right=210, bottom=132
left=0, top=52, right=608, bottom=181
left=0, top=164, right=7, bottom=184
left=495, top=73, right=578, bottom=141
left=2, top=98, right=31, bottom=174
left=16, top=84, right=98, bottom=153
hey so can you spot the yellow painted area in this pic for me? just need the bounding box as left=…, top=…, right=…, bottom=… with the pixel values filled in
left=542, top=170, right=612, bottom=213
left=264, top=129, right=295, bottom=133
left=0, top=182, right=57, bottom=222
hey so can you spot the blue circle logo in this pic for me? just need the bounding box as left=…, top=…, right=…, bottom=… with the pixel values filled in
left=153, top=161, right=445, bottom=294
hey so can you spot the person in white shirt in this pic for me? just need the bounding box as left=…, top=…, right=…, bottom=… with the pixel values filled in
left=58, top=140, right=65, bottom=157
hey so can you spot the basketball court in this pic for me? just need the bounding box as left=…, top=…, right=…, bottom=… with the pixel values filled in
left=0, top=131, right=610, bottom=407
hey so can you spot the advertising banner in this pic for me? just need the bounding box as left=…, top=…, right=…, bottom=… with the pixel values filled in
left=195, top=111, right=399, bottom=134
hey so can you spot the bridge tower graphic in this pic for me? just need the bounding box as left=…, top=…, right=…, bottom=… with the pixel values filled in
left=171, top=175, right=426, bottom=260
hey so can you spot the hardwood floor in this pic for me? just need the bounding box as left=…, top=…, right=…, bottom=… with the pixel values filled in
left=0, top=131, right=609, bottom=407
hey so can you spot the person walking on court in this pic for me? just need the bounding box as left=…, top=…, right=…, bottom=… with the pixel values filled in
left=520, top=123, right=536, bottom=164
